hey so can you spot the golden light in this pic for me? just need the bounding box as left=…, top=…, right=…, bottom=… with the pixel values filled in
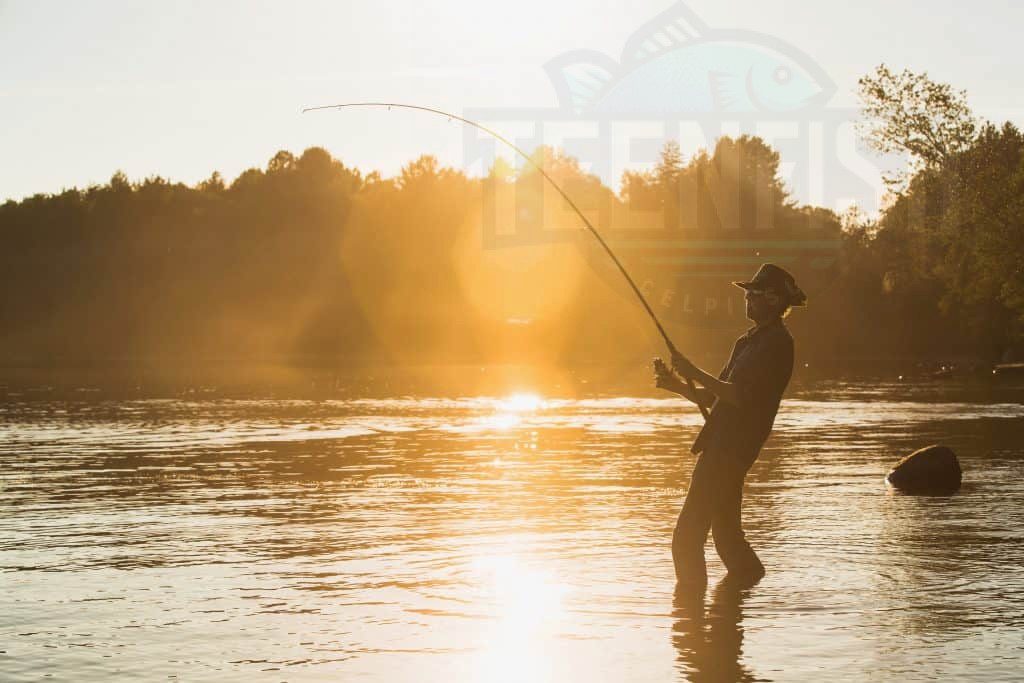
left=481, top=412, right=523, bottom=430
left=475, top=392, right=545, bottom=431
left=495, top=392, right=546, bottom=413
left=452, top=201, right=588, bottom=366
left=478, top=554, right=566, bottom=624
left=471, top=551, right=571, bottom=682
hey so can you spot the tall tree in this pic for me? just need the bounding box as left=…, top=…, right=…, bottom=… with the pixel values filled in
left=858, top=64, right=978, bottom=186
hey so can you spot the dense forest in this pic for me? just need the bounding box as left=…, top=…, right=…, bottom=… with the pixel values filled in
left=2, top=66, right=1022, bottom=391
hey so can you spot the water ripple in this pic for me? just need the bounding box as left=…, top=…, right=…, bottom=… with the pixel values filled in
left=1, top=386, right=1023, bottom=681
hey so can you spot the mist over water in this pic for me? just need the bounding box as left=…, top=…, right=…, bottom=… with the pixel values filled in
left=3, top=379, right=1023, bottom=681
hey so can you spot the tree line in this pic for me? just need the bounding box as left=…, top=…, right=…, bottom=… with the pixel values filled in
left=1, top=66, right=1021, bottom=382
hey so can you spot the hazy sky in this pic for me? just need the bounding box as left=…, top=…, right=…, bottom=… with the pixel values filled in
left=2, top=0, right=1022, bottom=206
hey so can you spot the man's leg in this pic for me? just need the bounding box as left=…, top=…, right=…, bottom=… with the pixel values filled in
left=710, top=459, right=765, bottom=580
left=672, top=452, right=717, bottom=585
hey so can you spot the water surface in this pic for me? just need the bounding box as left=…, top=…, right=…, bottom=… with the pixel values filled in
left=2, top=380, right=1023, bottom=681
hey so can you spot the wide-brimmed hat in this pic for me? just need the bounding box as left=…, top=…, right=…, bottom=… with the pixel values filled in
left=732, top=263, right=807, bottom=306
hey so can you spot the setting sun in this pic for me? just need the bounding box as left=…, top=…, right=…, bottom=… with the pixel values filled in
left=495, top=393, right=547, bottom=413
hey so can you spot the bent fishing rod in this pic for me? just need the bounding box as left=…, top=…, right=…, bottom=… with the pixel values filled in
left=302, top=102, right=709, bottom=420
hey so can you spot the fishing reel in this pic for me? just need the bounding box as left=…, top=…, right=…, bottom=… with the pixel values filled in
left=652, top=357, right=673, bottom=384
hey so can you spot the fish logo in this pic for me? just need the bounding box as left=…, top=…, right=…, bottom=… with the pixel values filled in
left=544, top=2, right=835, bottom=115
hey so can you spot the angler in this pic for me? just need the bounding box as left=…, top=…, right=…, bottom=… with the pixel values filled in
left=655, top=263, right=806, bottom=585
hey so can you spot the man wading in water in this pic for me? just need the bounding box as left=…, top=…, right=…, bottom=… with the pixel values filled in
left=654, top=263, right=806, bottom=585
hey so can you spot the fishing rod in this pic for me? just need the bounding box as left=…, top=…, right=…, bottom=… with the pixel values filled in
left=302, top=102, right=709, bottom=420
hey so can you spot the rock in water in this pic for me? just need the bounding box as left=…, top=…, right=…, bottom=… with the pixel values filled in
left=886, top=445, right=962, bottom=494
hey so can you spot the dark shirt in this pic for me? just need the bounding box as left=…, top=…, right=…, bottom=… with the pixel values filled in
left=691, top=317, right=794, bottom=464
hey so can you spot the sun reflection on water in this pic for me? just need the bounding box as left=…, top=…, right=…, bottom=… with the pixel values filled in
left=474, top=392, right=547, bottom=431
left=481, top=412, right=523, bottom=430
left=494, top=392, right=547, bottom=413
left=472, top=551, right=571, bottom=682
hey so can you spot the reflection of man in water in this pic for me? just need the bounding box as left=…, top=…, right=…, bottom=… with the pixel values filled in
left=655, top=263, right=805, bottom=585
left=671, top=578, right=757, bottom=682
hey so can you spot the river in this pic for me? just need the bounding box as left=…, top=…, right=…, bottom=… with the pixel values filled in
left=2, top=378, right=1023, bottom=681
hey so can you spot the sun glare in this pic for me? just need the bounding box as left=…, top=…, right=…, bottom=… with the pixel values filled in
left=476, top=393, right=546, bottom=430
left=472, top=552, right=570, bottom=682
left=496, top=392, right=546, bottom=413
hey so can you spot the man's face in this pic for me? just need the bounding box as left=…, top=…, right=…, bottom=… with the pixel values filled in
left=744, top=288, right=777, bottom=322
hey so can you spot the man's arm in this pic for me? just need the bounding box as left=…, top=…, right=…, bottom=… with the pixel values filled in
left=673, top=379, right=717, bottom=410
left=672, top=336, right=792, bottom=409
left=654, top=359, right=716, bottom=409
left=675, top=359, right=741, bottom=406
